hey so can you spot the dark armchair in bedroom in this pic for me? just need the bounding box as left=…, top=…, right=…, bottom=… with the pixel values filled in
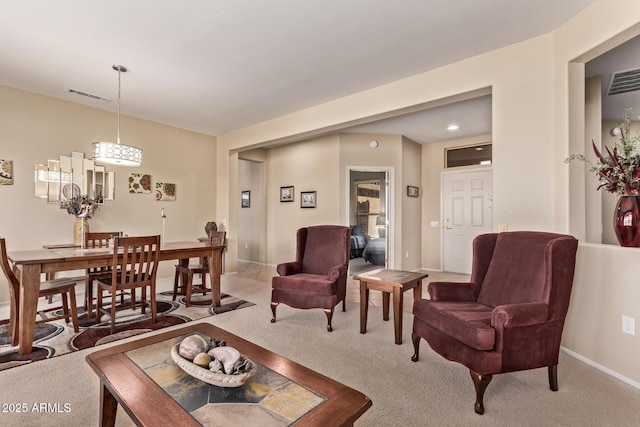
left=411, top=231, right=578, bottom=414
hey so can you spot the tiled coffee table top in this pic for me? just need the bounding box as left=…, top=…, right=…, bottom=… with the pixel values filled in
left=125, top=333, right=325, bottom=426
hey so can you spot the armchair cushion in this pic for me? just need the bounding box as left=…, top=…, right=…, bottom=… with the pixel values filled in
left=272, top=273, right=336, bottom=295
left=413, top=300, right=495, bottom=350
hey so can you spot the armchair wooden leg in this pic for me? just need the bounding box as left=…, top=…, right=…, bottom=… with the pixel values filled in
left=411, top=332, right=421, bottom=362
left=270, top=302, right=278, bottom=323
left=324, top=308, right=334, bottom=332
left=342, top=299, right=346, bottom=312
left=548, top=364, right=558, bottom=391
left=470, top=370, right=492, bottom=415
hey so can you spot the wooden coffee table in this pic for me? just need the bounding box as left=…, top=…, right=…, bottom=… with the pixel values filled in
left=86, top=323, right=371, bottom=426
left=355, top=269, right=428, bottom=345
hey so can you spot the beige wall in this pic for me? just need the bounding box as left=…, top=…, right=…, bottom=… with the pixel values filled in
left=0, top=85, right=216, bottom=302
left=235, top=131, right=422, bottom=270
left=401, top=136, right=422, bottom=270
left=216, top=0, right=640, bottom=386
left=266, top=135, right=341, bottom=265
left=238, top=159, right=266, bottom=262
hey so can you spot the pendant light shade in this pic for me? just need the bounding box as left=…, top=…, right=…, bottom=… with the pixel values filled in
left=92, top=65, right=142, bottom=166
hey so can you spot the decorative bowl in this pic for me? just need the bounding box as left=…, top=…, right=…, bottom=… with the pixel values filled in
left=170, top=343, right=257, bottom=388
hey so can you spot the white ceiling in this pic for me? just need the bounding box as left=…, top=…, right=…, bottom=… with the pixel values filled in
left=0, top=0, right=598, bottom=144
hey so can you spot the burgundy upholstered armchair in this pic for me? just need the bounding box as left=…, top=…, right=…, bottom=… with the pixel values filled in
left=411, top=231, right=578, bottom=414
left=271, top=225, right=351, bottom=332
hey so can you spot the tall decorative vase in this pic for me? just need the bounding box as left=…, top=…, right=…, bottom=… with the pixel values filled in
left=73, top=218, right=89, bottom=247
left=613, top=196, right=640, bottom=247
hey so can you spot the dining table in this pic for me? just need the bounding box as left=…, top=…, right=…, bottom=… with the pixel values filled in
left=7, top=240, right=225, bottom=356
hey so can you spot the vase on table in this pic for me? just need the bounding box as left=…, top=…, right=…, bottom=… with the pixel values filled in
left=73, top=218, right=89, bottom=247
left=613, top=195, right=640, bottom=247
left=205, top=221, right=218, bottom=236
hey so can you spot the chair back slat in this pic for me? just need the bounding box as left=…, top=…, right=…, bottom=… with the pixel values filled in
left=199, top=231, right=226, bottom=267
left=111, top=235, right=160, bottom=290
left=208, top=231, right=226, bottom=246
left=86, top=232, right=122, bottom=274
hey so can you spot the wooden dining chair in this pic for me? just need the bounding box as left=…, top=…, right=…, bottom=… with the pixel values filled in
left=0, top=238, right=81, bottom=345
left=173, top=231, right=226, bottom=306
left=84, top=231, right=123, bottom=319
left=96, top=235, right=160, bottom=334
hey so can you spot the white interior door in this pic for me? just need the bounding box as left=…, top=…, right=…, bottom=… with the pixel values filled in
left=442, top=168, right=493, bottom=274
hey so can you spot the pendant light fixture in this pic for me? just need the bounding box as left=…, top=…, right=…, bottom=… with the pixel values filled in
left=92, top=65, right=142, bottom=166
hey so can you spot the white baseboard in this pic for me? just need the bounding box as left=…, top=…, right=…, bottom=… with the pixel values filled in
left=561, top=346, right=640, bottom=390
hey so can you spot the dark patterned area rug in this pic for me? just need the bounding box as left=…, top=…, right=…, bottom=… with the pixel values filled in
left=0, top=292, right=254, bottom=371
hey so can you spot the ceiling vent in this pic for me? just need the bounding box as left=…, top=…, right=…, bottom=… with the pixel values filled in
left=607, top=68, right=640, bottom=96
left=66, top=88, right=111, bottom=102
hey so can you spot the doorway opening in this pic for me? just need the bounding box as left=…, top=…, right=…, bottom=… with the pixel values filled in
left=348, top=168, right=391, bottom=275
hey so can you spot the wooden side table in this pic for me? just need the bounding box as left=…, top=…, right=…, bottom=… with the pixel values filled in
left=355, top=269, right=428, bottom=344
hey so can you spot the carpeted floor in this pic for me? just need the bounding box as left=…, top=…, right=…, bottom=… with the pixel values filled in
left=0, top=290, right=253, bottom=371
left=0, top=269, right=639, bottom=426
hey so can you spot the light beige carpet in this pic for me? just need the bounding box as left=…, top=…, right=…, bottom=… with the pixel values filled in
left=0, top=274, right=639, bottom=426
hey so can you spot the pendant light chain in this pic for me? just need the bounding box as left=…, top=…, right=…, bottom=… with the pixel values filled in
left=117, top=66, right=121, bottom=145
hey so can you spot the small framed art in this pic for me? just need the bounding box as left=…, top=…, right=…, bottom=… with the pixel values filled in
left=0, top=159, right=13, bottom=185
left=129, top=173, right=152, bottom=194
left=407, top=185, right=419, bottom=197
left=300, top=191, right=317, bottom=208
left=280, top=186, right=294, bottom=202
left=156, top=182, right=176, bottom=201
left=241, top=190, right=250, bottom=208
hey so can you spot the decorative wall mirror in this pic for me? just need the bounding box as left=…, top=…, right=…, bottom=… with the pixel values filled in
left=35, top=152, right=114, bottom=203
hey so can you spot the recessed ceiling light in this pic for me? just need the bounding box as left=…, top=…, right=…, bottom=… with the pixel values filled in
left=447, top=124, right=459, bottom=131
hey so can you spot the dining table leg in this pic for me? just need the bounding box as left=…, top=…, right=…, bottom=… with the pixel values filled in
left=209, top=248, right=222, bottom=307
left=18, top=264, right=41, bottom=356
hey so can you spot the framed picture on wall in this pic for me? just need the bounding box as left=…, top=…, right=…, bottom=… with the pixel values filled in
left=155, top=182, right=176, bottom=201
left=300, top=191, right=317, bottom=208
left=407, top=185, right=419, bottom=197
left=0, top=159, right=13, bottom=185
left=129, top=173, right=152, bottom=194
left=241, top=190, right=250, bottom=208
left=280, top=185, right=294, bottom=202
